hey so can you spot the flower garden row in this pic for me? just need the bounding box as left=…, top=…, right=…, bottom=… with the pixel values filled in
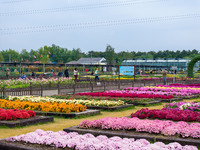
left=79, top=117, right=200, bottom=138
left=124, top=86, right=200, bottom=96
left=5, top=129, right=197, bottom=150
left=0, top=99, right=87, bottom=114
left=76, top=83, right=200, bottom=103
left=0, top=108, right=35, bottom=120
left=0, top=77, right=73, bottom=88
left=131, top=108, right=200, bottom=122
left=77, top=92, right=173, bottom=99
left=1, top=84, right=200, bottom=149
left=52, top=94, right=157, bottom=104
left=165, top=101, right=200, bottom=111
left=7, top=96, right=125, bottom=107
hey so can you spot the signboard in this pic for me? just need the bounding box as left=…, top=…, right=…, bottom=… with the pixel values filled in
left=119, top=66, right=135, bottom=76
left=172, top=66, right=177, bottom=70
left=112, top=67, right=117, bottom=71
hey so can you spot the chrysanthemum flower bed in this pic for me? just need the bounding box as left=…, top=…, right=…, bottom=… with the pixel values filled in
left=164, top=102, right=200, bottom=112
left=3, top=129, right=197, bottom=150
left=79, top=117, right=200, bottom=138
left=77, top=92, right=173, bottom=99
left=0, top=77, right=73, bottom=89
left=52, top=94, right=157, bottom=104
left=0, top=99, right=86, bottom=113
left=123, top=86, right=200, bottom=96
left=131, top=108, right=200, bottom=122
left=7, top=96, right=125, bottom=107
left=157, top=83, right=200, bottom=88
left=0, top=108, right=35, bottom=120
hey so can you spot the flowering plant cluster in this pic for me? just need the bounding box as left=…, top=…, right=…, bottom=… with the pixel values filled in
left=0, top=99, right=86, bottom=113
left=0, top=77, right=73, bottom=88
left=0, top=108, right=35, bottom=120
left=142, top=77, right=173, bottom=81
left=8, top=96, right=125, bottom=107
left=77, top=92, right=172, bottom=99
left=79, top=117, right=200, bottom=138
left=164, top=102, right=200, bottom=112
left=131, top=108, right=200, bottom=122
left=52, top=95, right=155, bottom=104
left=124, top=86, right=200, bottom=96
left=157, top=83, right=200, bottom=88
left=6, top=129, right=197, bottom=149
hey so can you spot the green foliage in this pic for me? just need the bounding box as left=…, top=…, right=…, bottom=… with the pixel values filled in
left=105, top=44, right=115, bottom=65
left=0, top=52, right=4, bottom=62
left=1, top=49, right=20, bottom=62
left=187, top=55, right=200, bottom=77
left=0, top=45, right=200, bottom=64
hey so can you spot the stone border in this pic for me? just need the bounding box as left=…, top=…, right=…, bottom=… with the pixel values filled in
left=127, top=100, right=161, bottom=106
left=86, top=104, right=133, bottom=110
left=63, top=126, right=200, bottom=146
left=34, top=109, right=100, bottom=118
left=0, top=139, right=72, bottom=150
left=0, top=116, right=53, bottom=128
left=181, top=95, right=199, bottom=99
left=161, top=98, right=183, bottom=103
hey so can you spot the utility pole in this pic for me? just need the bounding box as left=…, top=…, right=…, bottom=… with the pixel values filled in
left=90, top=51, right=93, bottom=71
left=9, top=54, right=11, bottom=63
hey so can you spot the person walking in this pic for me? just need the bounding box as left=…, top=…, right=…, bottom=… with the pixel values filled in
left=64, top=67, right=69, bottom=78
left=5, top=68, right=10, bottom=79
left=74, top=68, right=78, bottom=80
left=162, top=69, right=168, bottom=85
left=21, top=73, right=27, bottom=80
left=94, top=68, right=99, bottom=81
left=32, top=72, right=36, bottom=77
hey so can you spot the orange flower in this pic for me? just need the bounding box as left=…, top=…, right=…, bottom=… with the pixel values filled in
left=0, top=99, right=86, bottom=114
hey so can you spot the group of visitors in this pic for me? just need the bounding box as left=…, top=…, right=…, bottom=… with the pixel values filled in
left=72, top=67, right=99, bottom=81
left=5, top=66, right=169, bottom=85
left=4, top=67, right=100, bottom=82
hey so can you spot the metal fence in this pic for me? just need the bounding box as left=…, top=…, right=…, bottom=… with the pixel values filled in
left=0, top=78, right=200, bottom=97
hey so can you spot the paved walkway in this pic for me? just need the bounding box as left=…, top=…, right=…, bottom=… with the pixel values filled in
left=43, top=90, right=58, bottom=96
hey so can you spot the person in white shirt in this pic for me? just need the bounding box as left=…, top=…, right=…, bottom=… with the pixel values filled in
left=74, top=68, right=78, bottom=80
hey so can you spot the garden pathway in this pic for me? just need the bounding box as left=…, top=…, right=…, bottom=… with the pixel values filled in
left=43, top=90, right=58, bottom=96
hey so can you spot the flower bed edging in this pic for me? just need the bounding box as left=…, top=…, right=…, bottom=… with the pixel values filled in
left=86, top=104, right=133, bottom=110
left=0, top=139, right=72, bottom=150
left=63, top=126, right=200, bottom=146
left=35, top=109, right=100, bottom=118
left=127, top=100, right=161, bottom=106
left=0, top=116, right=53, bottom=128
left=161, top=98, right=183, bottom=103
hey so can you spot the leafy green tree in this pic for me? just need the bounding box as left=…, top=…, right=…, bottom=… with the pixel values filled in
left=0, top=52, right=4, bottom=62
left=1, top=49, right=20, bottom=62
left=20, top=49, right=30, bottom=62
left=105, top=45, right=115, bottom=65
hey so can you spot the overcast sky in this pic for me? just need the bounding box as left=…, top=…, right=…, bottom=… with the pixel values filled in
left=0, top=0, right=200, bottom=53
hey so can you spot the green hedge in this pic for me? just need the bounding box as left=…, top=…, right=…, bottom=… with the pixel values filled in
left=187, top=56, right=200, bottom=77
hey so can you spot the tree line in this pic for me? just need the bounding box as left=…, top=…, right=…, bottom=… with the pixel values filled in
left=0, top=44, right=199, bottom=64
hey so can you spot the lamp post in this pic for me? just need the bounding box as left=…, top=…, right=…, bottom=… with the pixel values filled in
left=90, top=51, right=93, bottom=72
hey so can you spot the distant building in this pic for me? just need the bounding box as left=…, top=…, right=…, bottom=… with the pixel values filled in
left=66, top=57, right=107, bottom=65
left=122, top=59, right=200, bottom=71
left=65, top=61, right=79, bottom=65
